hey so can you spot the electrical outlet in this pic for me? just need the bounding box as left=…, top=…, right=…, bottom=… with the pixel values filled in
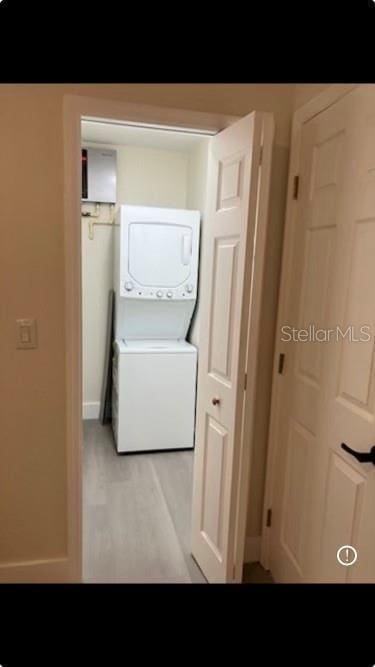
left=16, top=319, right=38, bottom=349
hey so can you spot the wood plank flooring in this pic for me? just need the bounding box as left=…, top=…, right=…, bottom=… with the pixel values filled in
left=83, top=420, right=206, bottom=583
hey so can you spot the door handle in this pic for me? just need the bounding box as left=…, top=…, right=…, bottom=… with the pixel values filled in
left=212, top=397, right=220, bottom=406
left=341, top=443, right=375, bottom=465
left=181, top=233, right=192, bottom=265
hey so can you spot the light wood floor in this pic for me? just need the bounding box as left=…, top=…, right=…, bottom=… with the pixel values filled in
left=83, top=420, right=206, bottom=583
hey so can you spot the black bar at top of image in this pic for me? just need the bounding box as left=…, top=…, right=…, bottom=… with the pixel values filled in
left=0, top=1, right=375, bottom=83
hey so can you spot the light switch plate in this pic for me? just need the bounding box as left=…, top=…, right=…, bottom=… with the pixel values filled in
left=16, top=319, right=38, bottom=349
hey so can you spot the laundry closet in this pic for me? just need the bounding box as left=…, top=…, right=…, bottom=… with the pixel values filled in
left=81, top=119, right=210, bottom=582
left=79, top=105, right=275, bottom=585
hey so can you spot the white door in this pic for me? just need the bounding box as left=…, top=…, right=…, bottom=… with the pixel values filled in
left=267, top=85, right=375, bottom=583
left=191, top=111, right=274, bottom=583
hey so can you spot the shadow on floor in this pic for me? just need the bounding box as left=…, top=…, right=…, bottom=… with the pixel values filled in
left=242, top=562, right=274, bottom=583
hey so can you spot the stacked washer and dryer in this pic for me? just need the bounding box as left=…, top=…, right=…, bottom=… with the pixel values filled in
left=112, top=205, right=200, bottom=453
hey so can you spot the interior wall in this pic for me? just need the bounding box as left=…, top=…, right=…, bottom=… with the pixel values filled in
left=186, top=139, right=209, bottom=348
left=116, top=145, right=188, bottom=208
left=82, top=144, right=189, bottom=418
left=293, top=84, right=334, bottom=109
left=0, top=83, right=295, bottom=576
left=81, top=202, right=114, bottom=419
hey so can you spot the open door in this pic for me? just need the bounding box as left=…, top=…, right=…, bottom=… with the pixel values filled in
left=191, top=111, right=274, bottom=583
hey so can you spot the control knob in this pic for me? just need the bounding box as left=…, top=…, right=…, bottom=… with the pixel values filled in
left=166, top=291, right=173, bottom=299
left=124, top=281, right=134, bottom=291
left=185, top=284, right=193, bottom=293
left=156, top=290, right=163, bottom=298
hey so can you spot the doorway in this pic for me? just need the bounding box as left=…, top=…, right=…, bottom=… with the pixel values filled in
left=63, top=96, right=274, bottom=583
left=81, top=120, right=209, bottom=582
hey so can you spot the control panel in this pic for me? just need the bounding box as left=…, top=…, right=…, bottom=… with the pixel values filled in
left=120, top=281, right=196, bottom=300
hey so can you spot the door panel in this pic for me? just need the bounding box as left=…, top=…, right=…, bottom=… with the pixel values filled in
left=296, top=226, right=334, bottom=383
left=338, top=219, right=375, bottom=409
left=320, top=454, right=365, bottom=582
left=269, top=85, right=375, bottom=583
left=191, top=112, right=273, bottom=583
left=200, top=416, right=228, bottom=558
left=280, top=420, right=313, bottom=577
left=209, top=236, right=239, bottom=383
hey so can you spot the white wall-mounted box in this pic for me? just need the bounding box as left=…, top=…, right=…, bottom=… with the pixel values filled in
left=82, top=147, right=117, bottom=203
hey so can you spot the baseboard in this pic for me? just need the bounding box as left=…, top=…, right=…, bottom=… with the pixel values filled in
left=244, top=537, right=261, bottom=564
left=83, top=401, right=100, bottom=420
left=0, top=557, right=74, bottom=583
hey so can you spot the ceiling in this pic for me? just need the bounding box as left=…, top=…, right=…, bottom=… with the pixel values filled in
left=81, top=120, right=209, bottom=153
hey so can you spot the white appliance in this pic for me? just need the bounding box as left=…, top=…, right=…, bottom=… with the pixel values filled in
left=112, top=205, right=200, bottom=453
left=112, top=340, right=197, bottom=451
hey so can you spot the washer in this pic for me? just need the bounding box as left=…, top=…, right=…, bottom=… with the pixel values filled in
left=112, top=339, right=197, bottom=453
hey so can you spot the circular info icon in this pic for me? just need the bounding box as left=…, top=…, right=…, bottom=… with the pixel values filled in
left=337, top=545, right=358, bottom=567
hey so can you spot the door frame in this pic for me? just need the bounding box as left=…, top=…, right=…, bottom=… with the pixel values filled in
left=260, top=84, right=359, bottom=571
left=63, top=93, right=269, bottom=582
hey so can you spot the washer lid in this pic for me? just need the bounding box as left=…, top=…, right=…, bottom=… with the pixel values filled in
left=116, top=339, right=196, bottom=354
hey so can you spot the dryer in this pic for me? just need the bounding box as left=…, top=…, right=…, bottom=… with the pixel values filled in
left=114, top=205, right=200, bottom=341
left=112, top=205, right=200, bottom=453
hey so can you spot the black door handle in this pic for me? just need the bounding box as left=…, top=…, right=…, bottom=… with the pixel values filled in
left=341, top=443, right=375, bottom=465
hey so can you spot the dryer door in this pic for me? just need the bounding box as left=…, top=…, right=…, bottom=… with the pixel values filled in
left=128, top=221, right=192, bottom=287
left=117, top=205, right=200, bottom=300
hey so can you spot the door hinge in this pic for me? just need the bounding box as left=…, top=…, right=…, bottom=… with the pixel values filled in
left=266, top=508, right=272, bottom=528
left=244, top=372, right=247, bottom=391
left=278, top=353, right=285, bottom=375
left=232, top=563, right=236, bottom=580
left=259, top=145, right=263, bottom=165
left=293, top=175, right=300, bottom=200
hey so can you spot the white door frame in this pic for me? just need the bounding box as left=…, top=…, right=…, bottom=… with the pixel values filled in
left=63, top=93, right=270, bottom=582
left=260, top=84, right=359, bottom=571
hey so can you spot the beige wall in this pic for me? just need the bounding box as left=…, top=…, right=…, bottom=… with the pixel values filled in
left=82, top=144, right=190, bottom=417
left=294, top=84, right=333, bottom=109
left=116, top=145, right=188, bottom=208
left=82, top=202, right=114, bottom=418
left=0, top=84, right=294, bottom=573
